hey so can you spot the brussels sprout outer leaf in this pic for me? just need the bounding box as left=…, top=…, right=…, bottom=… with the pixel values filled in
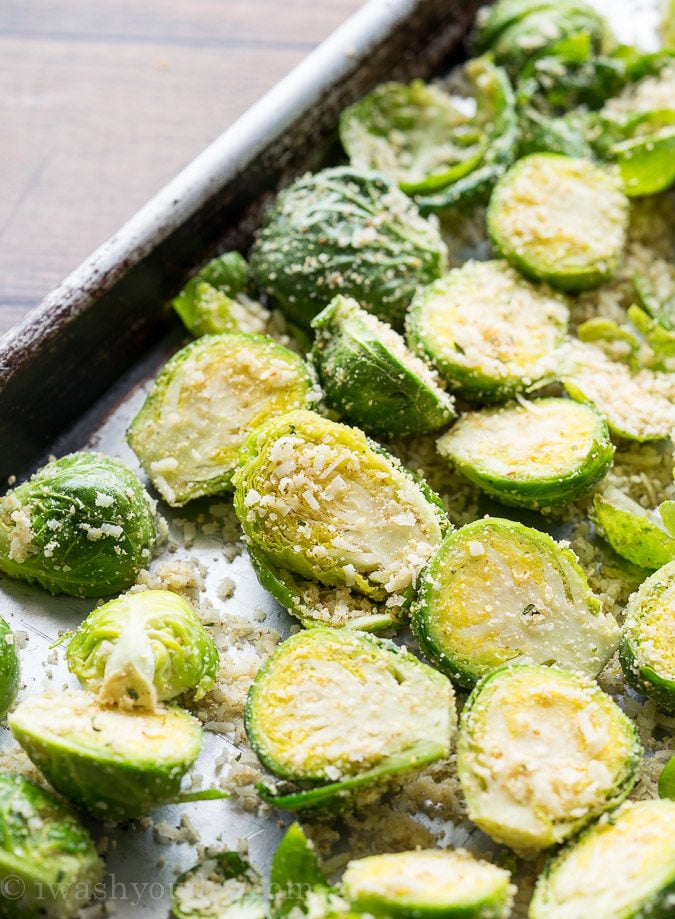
left=0, top=452, right=156, bottom=599
left=661, top=500, right=675, bottom=536
left=311, top=295, right=455, bottom=438
left=592, top=488, right=675, bottom=570
left=612, top=126, right=675, bottom=197
left=9, top=691, right=203, bottom=821
left=412, top=517, right=619, bottom=688
left=171, top=851, right=266, bottom=919
left=0, top=773, right=104, bottom=919
left=659, top=755, right=675, bottom=798
left=0, top=617, right=19, bottom=719
left=269, top=823, right=331, bottom=918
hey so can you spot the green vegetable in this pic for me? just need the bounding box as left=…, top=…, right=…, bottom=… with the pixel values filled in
left=620, top=559, right=675, bottom=711
left=487, top=154, right=629, bottom=291
left=529, top=799, right=675, bottom=919
left=171, top=852, right=266, bottom=919
left=9, top=689, right=203, bottom=821
left=664, top=0, right=675, bottom=48
left=457, top=664, right=641, bottom=853
left=249, top=166, right=447, bottom=328
left=592, top=487, right=675, bottom=570
left=172, top=252, right=270, bottom=337
left=436, top=398, right=614, bottom=509
left=0, top=773, right=104, bottom=919
left=127, top=333, right=317, bottom=506
left=269, top=823, right=332, bottom=919
left=245, top=627, right=456, bottom=808
left=233, top=410, right=448, bottom=609
left=659, top=755, right=675, bottom=798
left=341, top=849, right=515, bottom=919
left=412, top=517, right=619, bottom=688
left=0, top=616, right=19, bottom=719
left=65, top=589, right=219, bottom=709
left=0, top=452, right=156, bottom=598
left=406, top=261, right=568, bottom=401
left=311, top=295, right=455, bottom=438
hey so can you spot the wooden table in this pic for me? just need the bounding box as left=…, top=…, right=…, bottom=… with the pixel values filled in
left=0, top=0, right=364, bottom=339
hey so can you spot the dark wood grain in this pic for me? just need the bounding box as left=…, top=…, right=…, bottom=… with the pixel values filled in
left=0, top=0, right=363, bottom=336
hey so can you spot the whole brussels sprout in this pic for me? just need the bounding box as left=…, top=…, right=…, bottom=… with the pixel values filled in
left=0, top=616, right=19, bottom=719
left=249, top=166, right=447, bottom=328
left=0, top=772, right=104, bottom=918
left=0, top=452, right=156, bottom=598
left=66, top=589, right=219, bottom=710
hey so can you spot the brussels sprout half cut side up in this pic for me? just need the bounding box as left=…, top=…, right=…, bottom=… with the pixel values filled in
left=127, top=333, right=318, bottom=507
left=171, top=851, right=266, bottom=919
left=436, top=398, right=614, bottom=510
left=311, top=295, right=456, bottom=439
left=341, top=849, right=516, bottom=919
left=487, top=154, right=629, bottom=291
left=0, top=452, right=156, bottom=598
left=233, top=410, right=449, bottom=610
left=0, top=773, right=104, bottom=919
left=457, top=664, right=641, bottom=854
left=66, top=589, right=219, bottom=710
left=406, top=261, right=568, bottom=402
left=529, top=799, right=675, bottom=919
left=9, top=689, right=203, bottom=821
left=620, top=559, right=675, bottom=711
left=245, top=628, right=456, bottom=809
left=592, top=487, right=675, bottom=570
left=0, top=616, right=19, bottom=719
left=412, top=517, right=619, bottom=688
left=248, top=166, right=447, bottom=329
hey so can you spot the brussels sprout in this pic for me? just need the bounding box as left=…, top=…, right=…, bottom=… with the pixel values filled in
left=619, top=559, right=675, bottom=711
left=127, top=333, right=317, bottom=507
left=487, top=154, right=629, bottom=292
left=0, top=772, right=104, bottom=919
left=245, top=627, right=456, bottom=809
left=592, top=487, right=675, bottom=570
left=65, top=589, right=219, bottom=710
left=436, top=398, right=614, bottom=509
left=471, top=0, right=614, bottom=78
left=529, top=799, right=675, bottom=919
left=270, top=822, right=332, bottom=919
left=9, top=689, right=203, bottom=821
left=233, top=410, right=448, bottom=609
left=562, top=341, right=675, bottom=441
left=0, top=616, right=19, bottom=719
left=341, top=849, right=515, bottom=919
left=340, top=58, right=516, bottom=207
left=171, top=852, right=266, bottom=919
left=311, top=295, right=455, bottom=438
left=172, top=251, right=270, bottom=337
left=406, top=261, right=568, bottom=401
left=248, top=166, right=447, bottom=328
left=659, top=754, right=675, bottom=798
left=457, top=664, right=641, bottom=853
left=411, top=517, right=619, bottom=688
left=0, top=452, right=156, bottom=598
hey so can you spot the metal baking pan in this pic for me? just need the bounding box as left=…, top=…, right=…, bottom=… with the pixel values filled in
left=0, top=1, right=488, bottom=915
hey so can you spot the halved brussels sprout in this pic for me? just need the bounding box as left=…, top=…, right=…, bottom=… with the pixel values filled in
left=457, top=664, right=641, bottom=853
left=472, top=0, right=614, bottom=78
left=406, top=261, right=568, bottom=401
left=592, top=487, right=675, bottom=570
left=411, top=517, right=619, bottom=688
left=487, top=154, right=629, bottom=291
left=0, top=616, right=19, bottom=719
left=562, top=341, right=675, bottom=441
left=127, top=333, right=317, bottom=506
left=171, top=851, right=266, bottom=919
left=341, top=849, right=515, bottom=919
left=65, top=589, right=219, bottom=710
left=0, top=772, right=104, bottom=919
left=436, top=398, right=614, bottom=509
left=233, top=410, right=448, bottom=608
left=270, top=822, right=332, bottom=919
left=172, top=251, right=269, bottom=337
left=620, top=559, right=675, bottom=710
left=0, top=452, right=156, bottom=598
left=248, top=166, right=447, bottom=328
left=9, top=689, right=203, bottom=821
left=529, top=799, right=675, bottom=919
left=311, top=295, right=455, bottom=438
left=340, top=58, right=515, bottom=205
left=245, top=627, right=456, bottom=808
